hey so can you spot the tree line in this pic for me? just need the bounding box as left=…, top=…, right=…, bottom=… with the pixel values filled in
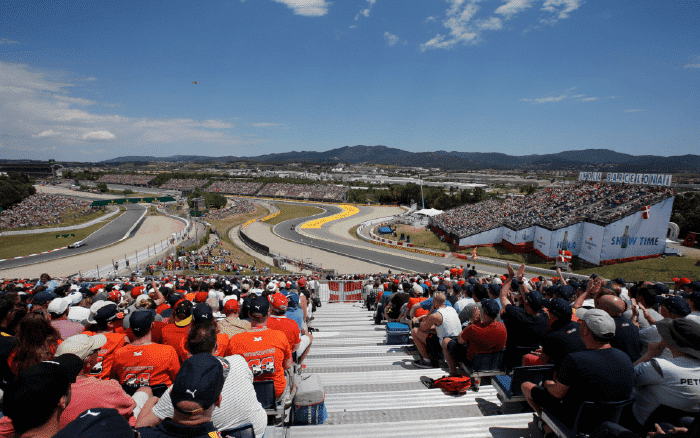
left=0, top=172, right=36, bottom=211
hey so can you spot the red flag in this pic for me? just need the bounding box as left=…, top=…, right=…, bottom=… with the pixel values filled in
left=642, top=205, right=650, bottom=219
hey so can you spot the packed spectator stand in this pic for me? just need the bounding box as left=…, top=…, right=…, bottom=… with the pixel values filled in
left=159, top=178, right=208, bottom=191
left=206, top=181, right=263, bottom=196
left=95, top=174, right=156, bottom=186
left=431, top=183, right=674, bottom=239
left=205, top=199, right=256, bottom=220
left=0, top=194, right=98, bottom=231
left=0, top=268, right=698, bottom=437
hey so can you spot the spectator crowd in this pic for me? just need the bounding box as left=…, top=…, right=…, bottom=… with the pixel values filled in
left=95, top=175, right=156, bottom=186
left=205, top=199, right=255, bottom=220
left=0, top=194, right=98, bottom=231
left=206, top=181, right=263, bottom=196
left=431, top=183, right=674, bottom=239
left=159, top=179, right=208, bottom=191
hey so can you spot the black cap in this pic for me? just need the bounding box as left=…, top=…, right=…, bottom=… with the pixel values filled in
left=543, top=297, right=572, bottom=319
left=656, top=295, right=691, bottom=317
left=171, top=354, right=225, bottom=412
left=4, top=354, right=83, bottom=435
left=557, top=285, right=574, bottom=301
left=525, top=290, right=543, bottom=310
left=193, top=303, right=213, bottom=324
left=249, top=295, right=270, bottom=317
left=129, top=310, right=155, bottom=335
left=174, top=299, right=193, bottom=318
left=53, top=408, right=134, bottom=438
left=480, top=298, right=500, bottom=318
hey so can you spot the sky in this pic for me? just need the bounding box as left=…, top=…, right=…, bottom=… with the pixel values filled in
left=0, top=0, right=698, bottom=162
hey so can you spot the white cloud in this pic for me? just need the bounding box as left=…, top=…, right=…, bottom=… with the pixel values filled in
left=355, top=0, right=377, bottom=20
left=82, top=131, right=115, bottom=140
left=252, top=123, right=283, bottom=127
left=624, top=109, right=643, bottom=113
left=540, top=0, right=582, bottom=24
left=684, top=56, right=700, bottom=69
left=272, top=0, right=330, bottom=17
left=0, top=38, right=19, bottom=45
left=494, top=0, right=535, bottom=19
left=425, top=16, right=438, bottom=22
left=520, top=88, right=601, bottom=104
left=384, top=31, right=400, bottom=46
left=0, top=61, right=243, bottom=157
left=33, top=129, right=62, bottom=138
left=422, top=0, right=582, bottom=51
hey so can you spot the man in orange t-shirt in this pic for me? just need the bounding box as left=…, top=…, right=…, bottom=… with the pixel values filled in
left=83, top=301, right=129, bottom=380
left=161, top=300, right=193, bottom=362
left=226, top=296, right=291, bottom=400
left=111, top=310, right=180, bottom=396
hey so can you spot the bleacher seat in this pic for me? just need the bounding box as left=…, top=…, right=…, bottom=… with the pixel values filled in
left=220, top=423, right=255, bottom=438
left=459, top=349, right=506, bottom=390
left=253, top=380, right=285, bottom=426
left=492, top=364, right=555, bottom=406
left=542, top=398, right=634, bottom=438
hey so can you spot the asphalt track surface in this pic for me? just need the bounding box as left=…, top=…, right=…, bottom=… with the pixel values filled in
left=272, top=203, right=455, bottom=274
left=0, top=204, right=147, bottom=271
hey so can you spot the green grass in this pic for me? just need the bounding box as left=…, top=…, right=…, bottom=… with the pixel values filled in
left=0, top=222, right=107, bottom=259
left=389, top=224, right=452, bottom=251
left=263, top=203, right=323, bottom=226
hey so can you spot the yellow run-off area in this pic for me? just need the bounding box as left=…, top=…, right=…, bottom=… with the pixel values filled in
left=300, top=205, right=359, bottom=229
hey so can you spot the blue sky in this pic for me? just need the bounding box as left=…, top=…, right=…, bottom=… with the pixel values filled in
left=1, top=0, right=698, bottom=162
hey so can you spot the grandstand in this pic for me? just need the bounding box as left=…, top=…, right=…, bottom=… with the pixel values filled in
left=95, top=174, right=156, bottom=186
left=160, top=178, right=208, bottom=191
left=206, top=181, right=263, bottom=195
left=430, top=183, right=675, bottom=265
left=257, top=183, right=348, bottom=202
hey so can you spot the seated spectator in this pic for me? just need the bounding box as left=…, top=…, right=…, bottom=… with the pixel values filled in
left=111, top=310, right=180, bottom=395
left=9, top=312, right=62, bottom=376
left=53, top=408, right=135, bottom=438
left=82, top=301, right=129, bottom=379
left=216, top=298, right=251, bottom=337
left=411, top=292, right=461, bottom=369
left=136, top=354, right=225, bottom=438
left=522, top=298, right=586, bottom=370
left=2, top=354, right=83, bottom=438
left=49, top=296, right=84, bottom=340
left=627, top=317, right=700, bottom=432
left=443, top=299, right=506, bottom=383
left=521, top=308, right=634, bottom=431
left=137, top=321, right=267, bottom=438
left=596, top=295, right=642, bottom=362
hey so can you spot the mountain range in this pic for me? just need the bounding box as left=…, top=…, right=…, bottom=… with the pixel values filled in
left=101, top=146, right=700, bottom=172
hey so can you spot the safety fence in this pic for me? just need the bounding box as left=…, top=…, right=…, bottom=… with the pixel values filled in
left=318, top=280, right=364, bottom=303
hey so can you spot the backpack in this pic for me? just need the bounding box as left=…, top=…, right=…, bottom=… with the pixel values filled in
left=421, top=375, right=471, bottom=393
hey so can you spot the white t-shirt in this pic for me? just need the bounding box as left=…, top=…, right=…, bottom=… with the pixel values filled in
left=152, top=354, right=267, bottom=438
left=435, top=307, right=462, bottom=343
left=632, top=355, right=700, bottom=424
left=453, top=297, right=475, bottom=316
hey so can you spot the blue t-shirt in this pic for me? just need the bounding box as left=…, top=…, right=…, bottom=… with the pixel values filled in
left=286, top=307, right=304, bottom=332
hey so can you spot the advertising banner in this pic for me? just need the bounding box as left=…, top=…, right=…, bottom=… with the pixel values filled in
left=513, top=226, right=536, bottom=244
left=458, top=227, right=503, bottom=247
left=503, top=227, right=517, bottom=245
left=578, top=222, right=606, bottom=265
left=548, top=223, right=584, bottom=258
left=533, top=227, right=553, bottom=257
left=599, top=197, right=674, bottom=262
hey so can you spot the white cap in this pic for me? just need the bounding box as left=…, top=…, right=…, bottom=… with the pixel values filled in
left=48, top=297, right=71, bottom=315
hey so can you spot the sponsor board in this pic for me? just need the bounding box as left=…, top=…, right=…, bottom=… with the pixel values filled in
left=578, top=171, right=672, bottom=186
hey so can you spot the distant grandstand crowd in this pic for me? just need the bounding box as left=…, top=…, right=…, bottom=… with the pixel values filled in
left=257, top=183, right=348, bottom=201
left=205, top=199, right=255, bottom=220
left=95, top=174, right=155, bottom=186
left=206, top=181, right=262, bottom=196
left=91, top=174, right=348, bottom=202
left=0, top=194, right=98, bottom=230
left=160, top=178, right=208, bottom=191
left=431, top=183, right=674, bottom=238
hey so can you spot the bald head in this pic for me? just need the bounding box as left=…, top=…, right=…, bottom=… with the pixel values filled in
left=597, top=295, right=625, bottom=317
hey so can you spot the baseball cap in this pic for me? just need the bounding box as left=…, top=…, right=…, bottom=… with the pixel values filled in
left=681, top=291, right=700, bottom=307
left=129, top=310, right=155, bottom=336
left=168, top=292, right=184, bottom=306
left=171, top=354, right=225, bottom=413
left=576, top=308, right=616, bottom=339
left=53, top=408, right=134, bottom=438
left=543, top=298, right=573, bottom=319
left=266, top=282, right=277, bottom=292
left=249, top=295, right=270, bottom=317
left=192, top=303, right=213, bottom=324
left=480, top=298, right=500, bottom=318
left=269, top=293, right=288, bottom=311
left=48, top=297, right=71, bottom=315
left=32, top=290, right=57, bottom=305
left=174, top=300, right=193, bottom=327
left=56, top=334, right=108, bottom=360
left=525, top=290, right=544, bottom=310
left=557, top=285, right=575, bottom=301
left=223, top=299, right=240, bottom=314
left=4, top=354, right=83, bottom=435
left=194, top=291, right=208, bottom=303
left=656, top=295, right=691, bottom=317
left=283, top=291, right=300, bottom=308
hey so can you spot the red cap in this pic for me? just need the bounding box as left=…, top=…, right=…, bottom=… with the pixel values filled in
left=130, top=286, right=143, bottom=299
left=223, top=299, right=240, bottom=314
left=269, top=293, right=287, bottom=310
left=109, top=290, right=121, bottom=302
left=673, top=277, right=691, bottom=285
left=298, top=278, right=306, bottom=287
left=194, top=291, right=208, bottom=303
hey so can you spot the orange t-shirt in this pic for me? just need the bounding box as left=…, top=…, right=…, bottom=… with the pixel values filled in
left=161, top=322, right=190, bottom=362
left=82, top=331, right=128, bottom=380
left=267, top=316, right=301, bottom=348
left=408, top=297, right=428, bottom=318
left=111, top=343, right=180, bottom=387
left=226, top=328, right=291, bottom=397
